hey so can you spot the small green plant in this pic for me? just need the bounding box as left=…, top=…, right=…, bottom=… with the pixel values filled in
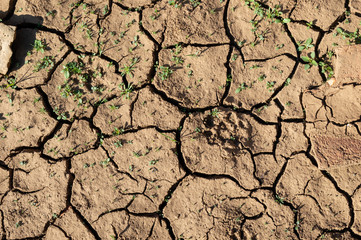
left=318, top=61, right=334, bottom=79
left=33, top=39, right=47, bottom=53
left=114, top=140, right=123, bottom=147
left=33, top=56, right=55, bottom=72
left=171, top=56, right=184, bottom=65
left=295, top=220, right=301, bottom=231
left=190, top=0, right=201, bottom=8
left=108, top=104, right=119, bottom=111
left=275, top=43, right=284, bottom=50
left=149, top=159, right=159, bottom=165
left=121, top=58, right=138, bottom=78
left=103, top=5, right=109, bottom=15
left=5, top=77, right=17, bottom=89
left=100, top=158, right=110, bottom=167
left=297, top=38, right=314, bottom=51
left=301, top=51, right=318, bottom=70
left=284, top=78, right=291, bottom=86
left=112, top=127, right=124, bottom=136
left=258, top=74, right=266, bottom=81
left=209, top=108, right=220, bottom=118
left=306, top=21, right=313, bottom=29
left=15, top=221, right=23, bottom=228
left=168, top=0, right=181, bottom=8
left=118, top=82, right=133, bottom=99
left=335, top=27, right=361, bottom=44
left=61, top=61, right=84, bottom=79
left=235, top=83, right=247, bottom=93
left=46, top=10, right=56, bottom=17
left=275, top=195, right=284, bottom=205
left=157, top=65, right=173, bottom=81
left=266, top=81, right=275, bottom=92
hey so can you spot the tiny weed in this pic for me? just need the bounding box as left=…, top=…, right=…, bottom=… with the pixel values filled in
left=121, top=58, right=139, bottom=78
left=157, top=65, right=173, bottom=81
left=118, top=83, right=133, bottom=99
left=209, top=109, right=220, bottom=118
left=297, top=38, right=314, bottom=51
left=301, top=51, right=318, bottom=70
left=33, top=56, right=55, bottom=72
left=61, top=61, right=84, bottom=79
left=235, top=83, right=247, bottom=93
left=33, top=39, right=47, bottom=53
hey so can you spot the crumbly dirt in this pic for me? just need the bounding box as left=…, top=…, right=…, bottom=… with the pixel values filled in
left=0, top=0, right=361, bottom=239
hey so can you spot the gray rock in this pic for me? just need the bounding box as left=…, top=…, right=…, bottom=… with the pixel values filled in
left=0, top=23, right=16, bottom=75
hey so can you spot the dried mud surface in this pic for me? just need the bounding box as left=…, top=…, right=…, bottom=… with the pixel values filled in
left=0, top=0, right=361, bottom=239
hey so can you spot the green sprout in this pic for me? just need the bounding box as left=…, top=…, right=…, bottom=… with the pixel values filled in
left=33, top=39, right=47, bottom=53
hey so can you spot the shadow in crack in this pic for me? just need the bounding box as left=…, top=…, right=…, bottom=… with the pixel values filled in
left=0, top=12, right=44, bottom=73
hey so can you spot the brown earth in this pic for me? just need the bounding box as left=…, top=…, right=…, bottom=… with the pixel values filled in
left=0, top=0, right=361, bottom=239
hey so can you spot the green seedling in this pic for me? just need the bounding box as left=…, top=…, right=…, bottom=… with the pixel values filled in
left=33, top=56, right=55, bottom=72
left=112, top=127, right=124, bottom=136
left=335, top=27, right=361, bottom=44
left=301, top=51, right=318, bottom=70
left=118, top=82, right=133, bottom=99
left=297, top=38, right=314, bottom=51
left=235, top=83, right=247, bottom=93
left=103, top=5, right=109, bottom=15
left=46, top=10, right=56, bottom=17
left=276, top=43, right=284, bottom=50
left=100, top=158, right=110, bottom=167
left=173, top=44, right=182, bottom=55
left=121, top=58, right=138, bottom=78
left=284, top=78, right=291, bottom=86
left=157, top=65, right=173, bottom=81
left=159, top=132, right=177, bottom=142
left=149, top=159, right=159, bottom=165
left=61, top=61, right=84, bottom=79
left=266, top=81, right=275, bottom=92
left=108, top=104, right=119, bottom=110
left=168, top=0, right=181, bottom=8
left=258, top=74, right=266, bottom=81
left=171, top=56, right=184, bottom=65
left=318, top=61, right=334, bottom=79
left=306, top=21, right=313, bottom=29
left=190, top=0, right=201, bottom=8
left=114, top=140, right=123, bottom=147
left=209, top=108, right=220, bottom=118
left=33, top=39, right=47, bottom=53
left=5, top=77, right=17, bottom=89
left=275, top=195, right=284, bottom=205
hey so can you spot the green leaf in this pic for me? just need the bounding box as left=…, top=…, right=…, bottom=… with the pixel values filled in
left=305, top=38, right=312, bottom=45
left=336, top=27, right=343, bottom=34
left=301, top=56, right=310, bottom=62
left=310, top=51, right=316, bottom=59
left=298, top=46, right=305, bottom=51
left=282, top=18, right=291, bottom=23
left=275, top=19, right=281, bottom=23
left=64, top=70, right=70, bottom=79
left=311, top=60, right=318, bottom=66
left=235, top=87, right=241, bottom=94
left=304, top=64, right=311, bottom=70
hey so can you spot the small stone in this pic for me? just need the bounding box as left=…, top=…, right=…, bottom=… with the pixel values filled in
left=327, top=78, right=335, bottom=86
left=0, top=23, right=16, bottom=75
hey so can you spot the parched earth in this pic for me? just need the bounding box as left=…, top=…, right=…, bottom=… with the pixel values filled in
left=0, top=0, right=361, bottom=239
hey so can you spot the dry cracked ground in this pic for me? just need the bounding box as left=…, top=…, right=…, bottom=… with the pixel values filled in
left=0, top=0, right=360, bottom=239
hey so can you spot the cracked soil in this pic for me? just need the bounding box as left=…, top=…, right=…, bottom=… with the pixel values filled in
left=0, top=0, right=361, bottom=239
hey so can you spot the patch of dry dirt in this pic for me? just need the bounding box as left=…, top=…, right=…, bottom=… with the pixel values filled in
left=0, top=0, right=361, bottom=239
